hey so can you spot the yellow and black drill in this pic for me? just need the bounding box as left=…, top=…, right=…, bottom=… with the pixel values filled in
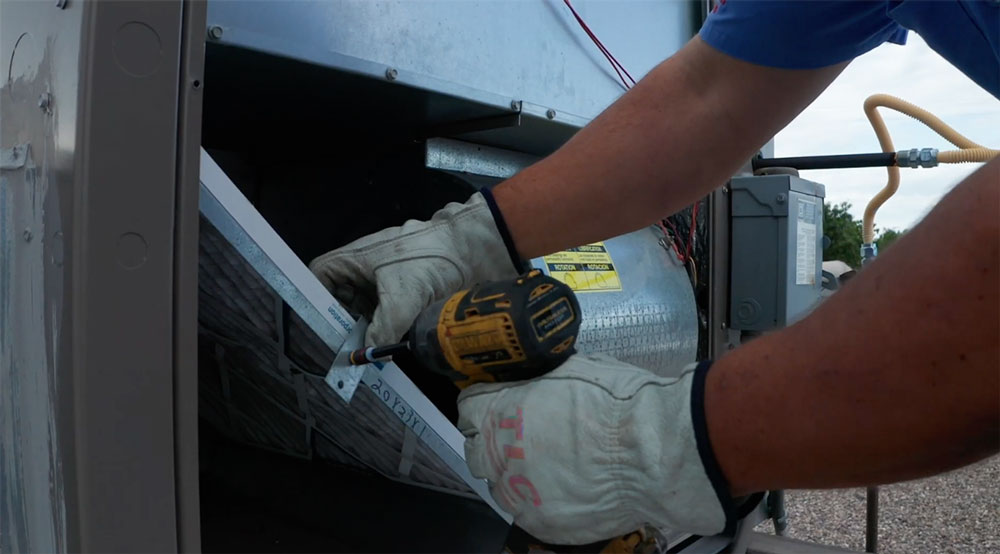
left=347, top=270, right=581, bottom=388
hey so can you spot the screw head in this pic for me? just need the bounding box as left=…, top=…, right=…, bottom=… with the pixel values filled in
left=38, top=93, right=52, bottom=113
left=721, top=322, right=727, bottom=330
left=385, top=67, right=398, bottom=81
left=546, top=108, right=556, bottom=119
left=23, top=229, right=33, bottom=242
left=776, top=193, right=787, bottom=203
left=207, top=25, right=224, bottom=40
left=337, top=380, right=344, bottom=389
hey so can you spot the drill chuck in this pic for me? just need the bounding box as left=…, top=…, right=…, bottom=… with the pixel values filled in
left=348, top=343, right=408, bottom=365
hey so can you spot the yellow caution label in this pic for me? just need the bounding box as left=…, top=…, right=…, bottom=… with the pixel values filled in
left=542, top=243, right=622, bottom=293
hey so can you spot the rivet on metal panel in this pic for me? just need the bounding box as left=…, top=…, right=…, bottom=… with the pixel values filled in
left=776, top=193, right=787, bottom=204
left=23, top=229, right=33, bottom=242
left=37, top=92, right=52, bottom=114
left=385, top=67, right=398, bottom=81
left=546, top=108, right=556, bottom=119
left=55, top=0, right=67, bottom=8
left=207, top=25, right=224, bottom=40
left=192, top=79, right=202, bottom=90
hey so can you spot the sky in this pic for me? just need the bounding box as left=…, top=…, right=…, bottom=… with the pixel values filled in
left=773, top=34, right=1000, bottom=232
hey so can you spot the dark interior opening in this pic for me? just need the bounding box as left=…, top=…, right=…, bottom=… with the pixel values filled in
left=197, top=45, right=513, bottom=553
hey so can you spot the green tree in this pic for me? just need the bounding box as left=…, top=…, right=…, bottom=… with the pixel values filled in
left=875, top=228, right=904, bottom=252
left=823, top=202, right=862, bottom=267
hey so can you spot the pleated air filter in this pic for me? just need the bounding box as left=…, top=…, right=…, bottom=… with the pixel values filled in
left=195, top=149, right=506, bottom=515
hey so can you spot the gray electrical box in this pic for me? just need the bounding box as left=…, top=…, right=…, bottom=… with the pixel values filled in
left=730, top=174, right=826, bottom=331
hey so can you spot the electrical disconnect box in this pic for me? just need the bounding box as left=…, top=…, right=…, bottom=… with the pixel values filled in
left=730, top=174, right=826, bottom=331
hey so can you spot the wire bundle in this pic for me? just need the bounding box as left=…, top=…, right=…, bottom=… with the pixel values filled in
left=563, top=0, right=636, bottom=90
left=563, top=1, right=702, bottom=283
left=659, top=203, right=699, bottom=266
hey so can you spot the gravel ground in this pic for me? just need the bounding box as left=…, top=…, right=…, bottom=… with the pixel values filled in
left=755, top=455, right=1000, bottom=553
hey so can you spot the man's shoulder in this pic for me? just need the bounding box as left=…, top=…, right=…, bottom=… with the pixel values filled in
left=699, top=0, right=907, bottom=69
left=887, top=0, right=999, bottom=97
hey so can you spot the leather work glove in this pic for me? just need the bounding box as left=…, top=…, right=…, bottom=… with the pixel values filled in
left=457, top=354, right=736, bottom=545
left=309, top=191, right=522, bottom=346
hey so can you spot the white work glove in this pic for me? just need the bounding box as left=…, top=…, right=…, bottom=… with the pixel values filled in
left=457, top=354, right=735, bottom=545
left=309, top=191, right=521, bottom=346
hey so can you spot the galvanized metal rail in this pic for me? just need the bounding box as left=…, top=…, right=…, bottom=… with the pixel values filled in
left=198, top=148, right=512, bottom=522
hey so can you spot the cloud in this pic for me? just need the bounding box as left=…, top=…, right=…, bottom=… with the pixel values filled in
left=775, top=35, right=1000, bottom=231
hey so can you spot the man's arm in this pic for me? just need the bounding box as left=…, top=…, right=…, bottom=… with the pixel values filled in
left=456, top=158, right=998, bottom=543
left=708, top=157, right=1000, bottom=496
left=309, top=36, right=852, bottom=345
left=494, top=36, right=847, bottom=258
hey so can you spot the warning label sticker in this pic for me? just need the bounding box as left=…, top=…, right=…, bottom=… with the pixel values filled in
left=795, top=200, right=818, bottom=285
left=542, top=243, right=622, bottom=293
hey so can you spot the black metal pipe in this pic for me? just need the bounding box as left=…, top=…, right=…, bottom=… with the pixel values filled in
left=866, top=486, right=879, bottom=553
left=753, top=152, right=896, bottom=171
left=767, top=489, right=789, bottom=536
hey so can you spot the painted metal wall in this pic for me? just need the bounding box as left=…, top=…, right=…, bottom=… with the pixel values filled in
left=1, top=1, right=205, bottom=551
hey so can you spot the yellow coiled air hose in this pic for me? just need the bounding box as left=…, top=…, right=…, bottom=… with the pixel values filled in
left=862, top=94, right=998, bottom=246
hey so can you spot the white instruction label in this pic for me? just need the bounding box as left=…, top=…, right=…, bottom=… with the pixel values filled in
left=795, top=200, right=818, bottom=285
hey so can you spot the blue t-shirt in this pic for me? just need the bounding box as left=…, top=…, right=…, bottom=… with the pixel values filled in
left=700, top=0, right=1000, bottom=99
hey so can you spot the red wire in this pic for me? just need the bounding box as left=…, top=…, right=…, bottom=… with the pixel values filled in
left=563, top=1, right=700, bottom=268
left=563, top=0, right=636, bottom=89
left=572, top=13, right=630, bottom=88
left=571, top=13, right=629, bottom=87
left=661, top=202, right=700, bottom=266
left=685, top=202, right=699, bottom=262
left=660, top=219, right=687, bottom=263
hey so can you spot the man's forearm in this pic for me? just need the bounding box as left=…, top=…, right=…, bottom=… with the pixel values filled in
left=493, top=36, right=846, bottom=258
left=708, top=158, right=1000, bottom=496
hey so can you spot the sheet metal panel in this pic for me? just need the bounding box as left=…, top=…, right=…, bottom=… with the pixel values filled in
left=205, top=0, right=699, bottom=122
left=533, top=228, right=699, bottom=377
left=1, top=1, right=80, bottom=546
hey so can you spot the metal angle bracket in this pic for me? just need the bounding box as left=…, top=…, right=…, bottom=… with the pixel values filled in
left=325, top=317, right=371, bottom=403
left=197, top=148, right=512, bottom=522
left=0, top=144, right=31, bottom=170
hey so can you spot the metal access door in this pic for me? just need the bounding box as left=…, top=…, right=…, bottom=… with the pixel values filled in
left=0, top=1, right=205, bottom=551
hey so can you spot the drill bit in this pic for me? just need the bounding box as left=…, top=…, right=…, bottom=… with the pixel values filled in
left=348, top=342, right=409, bottom=365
